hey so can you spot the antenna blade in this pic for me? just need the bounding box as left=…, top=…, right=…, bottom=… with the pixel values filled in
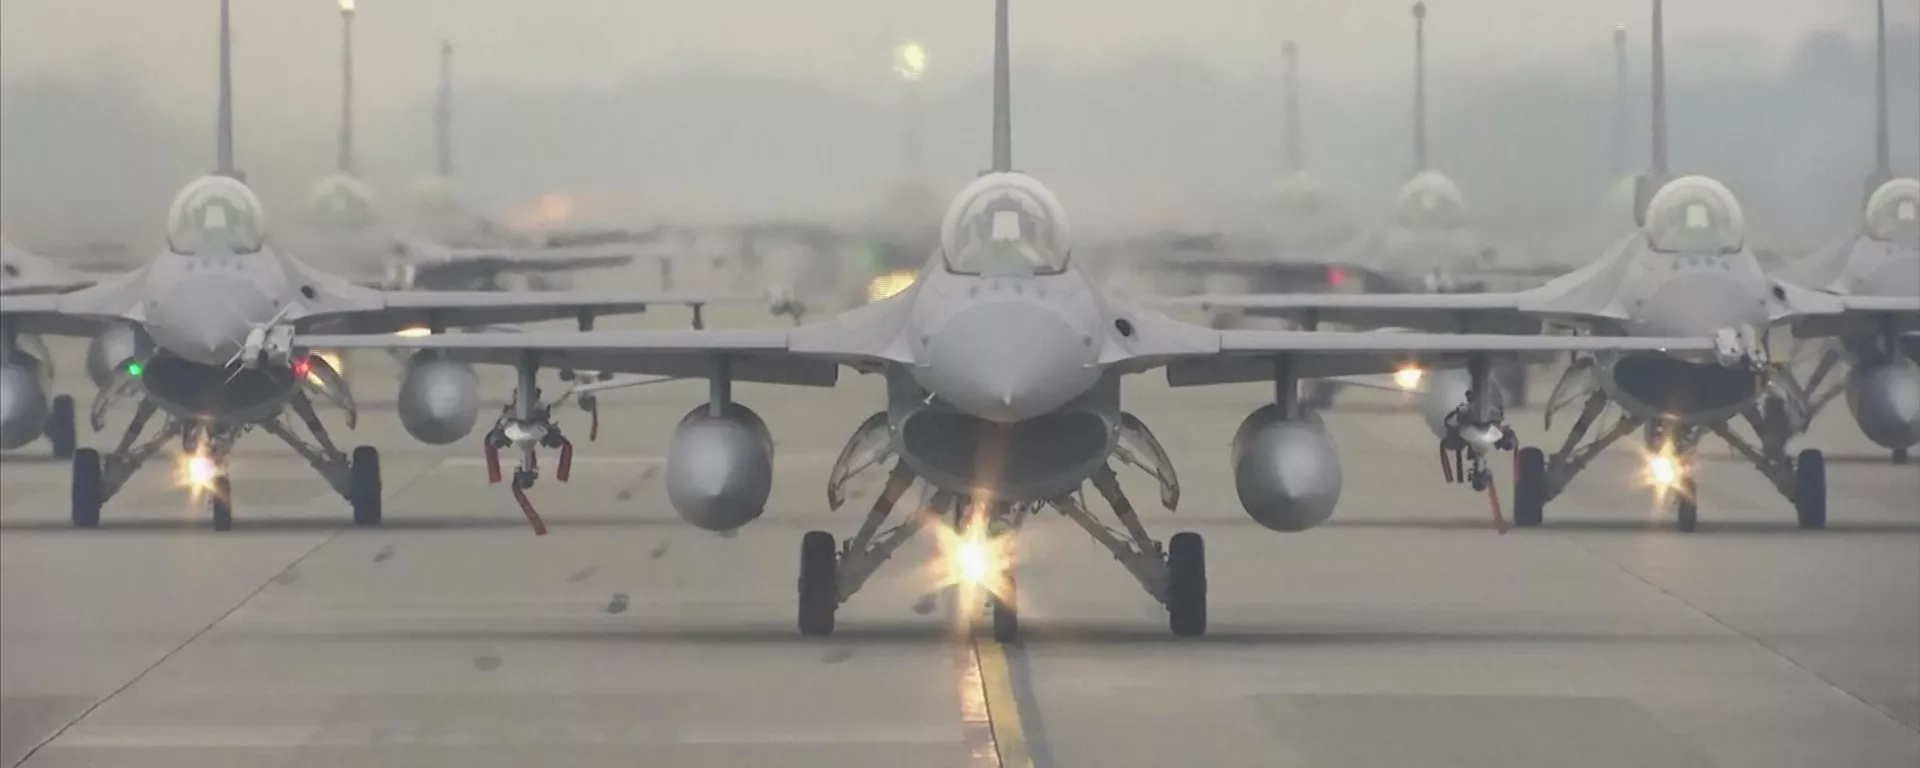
left=991, top=0, right=1012, bottom=173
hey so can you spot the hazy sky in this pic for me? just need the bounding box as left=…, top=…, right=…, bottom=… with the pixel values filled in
left=1, top=0, right=1904, bottom=126
left=2, top=0, right=1916, bottom=253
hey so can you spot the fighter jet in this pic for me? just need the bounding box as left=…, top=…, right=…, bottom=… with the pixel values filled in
left=1127, top=40, right=1360, bottom=298
left=291, top=0, right=1754, bottom=639
left=0, top=0, right=782, bottom=532
left=1158, top=0, right=1920, bottom=533
left=1283, top=3, right=1566, bottom=296
left=0, top=239, right=92, bottom=457
left=293, top=5, right=647, bottom=293
left=1772, top=0, right=1919, bottom=464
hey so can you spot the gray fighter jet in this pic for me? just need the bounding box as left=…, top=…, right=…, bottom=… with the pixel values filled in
left=0, top=239, right=93, bottom=457
left=292, top=9, right=646, bottom=292
left=291, top=0, right=1757, bottom=639
left=1773, top=0, right=1919, bottom=464
left=0, top=0, right=783, bottom=531
left=1126, top=40, right=1359, bottom=297
left=1159, top=0, right=1920, bottom=533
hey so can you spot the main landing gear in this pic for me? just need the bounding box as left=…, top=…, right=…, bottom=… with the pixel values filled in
left=1510, top=387, right=1826, bottom=532
left=805, top=414, right=1201, bottom=638
left=69, top=391, right=381, bottom=530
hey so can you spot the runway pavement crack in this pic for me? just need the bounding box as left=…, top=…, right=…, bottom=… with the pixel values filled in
left=1564, top=536, right=1917, bottom=734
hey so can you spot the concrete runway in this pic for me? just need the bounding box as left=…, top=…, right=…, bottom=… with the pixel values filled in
left=3, top=297, right=1917, bottom=767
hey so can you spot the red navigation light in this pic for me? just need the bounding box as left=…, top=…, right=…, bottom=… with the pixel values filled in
left=1327, top=267, right=1349, bottom=287
left=292, top=357, right=313, bottom=377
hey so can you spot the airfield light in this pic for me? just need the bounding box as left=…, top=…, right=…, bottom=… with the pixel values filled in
left=1326, top=266, right=1349, bottom=288
left=339, top=0, right=356, bottom=14
left=1392, top=366, right=1425, bottom=390
left=893, top=42, right=927, bottom=81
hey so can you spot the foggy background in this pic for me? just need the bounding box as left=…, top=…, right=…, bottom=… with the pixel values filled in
left=2, top=0, right=1916, bottom=261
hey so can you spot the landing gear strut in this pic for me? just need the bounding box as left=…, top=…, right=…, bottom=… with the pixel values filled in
left=69, top=389, right=376, bottom=531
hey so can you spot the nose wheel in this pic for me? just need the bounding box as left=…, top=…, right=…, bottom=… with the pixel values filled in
left=208, top=475, right=233, bottom=532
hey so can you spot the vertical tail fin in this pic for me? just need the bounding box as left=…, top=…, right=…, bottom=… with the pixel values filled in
left=437, top=40, right=455, bottom=177
left=1283, top=41, right=1301, bottom=173
left=337, top=5, right=356, bottom=174
left=990, top=0, right=1012, bottom=173
left=1412, top=2, right=1429, bottom=173
left=1868, top=0, right=1891, bottom=197
left=1633, top=0, right=1669, bottom=225
left=215, top=0, right=236, bottom=178
left=1649, top=0, right=1668, bottom=178
left=1613, top=26, right=1630, bottom=175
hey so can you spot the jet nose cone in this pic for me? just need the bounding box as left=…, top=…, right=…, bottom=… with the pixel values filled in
left=145, top=274, right=277, bottom=366
left=913, top=301, right=1100, bottom=423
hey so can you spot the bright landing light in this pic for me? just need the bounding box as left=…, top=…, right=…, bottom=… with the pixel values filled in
left=957, top=538, right=992, bottom=586
left=1646, top=454, right=1679, bottom=487
left=867, top=270, right=916, bottom=303
left=1392, top=366, right=1425, bottom=390
left=394, top=327, right=432, bottom=338
left=184, top=455, right=219, bottom=489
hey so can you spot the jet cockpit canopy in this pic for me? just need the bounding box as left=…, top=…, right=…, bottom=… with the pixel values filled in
left=1863, top=178, right=1919, bottom=245
left=1643, top=175, right=1745, bottom=254
left=166, top=175, right=266, bottom=255
left=939, top=173, right=1073, bottom=275
left=1392, top=171, right=1468, bottom=231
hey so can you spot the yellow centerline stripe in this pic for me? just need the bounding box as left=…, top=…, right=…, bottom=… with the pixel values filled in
left=954, top=641, right=1001, bottom=768
left=974, top=638, right=1035, bottom=768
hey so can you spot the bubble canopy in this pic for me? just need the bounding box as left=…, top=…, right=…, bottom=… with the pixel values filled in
left=1392, top=171, right=1468, bottom=230
left=939, top=173, right=1073, bottom=275
left=307, top=172, right=378, bottom=223
left=166, top=176, right=267, bottom=255
left=1864, top=178, right=1919, bottom=244
left=1642, top=176, right=1745, bottom=253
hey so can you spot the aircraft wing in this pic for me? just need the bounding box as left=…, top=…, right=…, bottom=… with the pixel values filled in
left=1108, top=308, right=1724, bottom=386
left=1785, top=293, right=1920, bottom=339
left=2, top=239, right=97, bottom=295
left=1150, top=291, right=1549, bottom=334
left=291, top=288, right=913, bottom=385
left=297, top=287, right=798, bottom=336
left=0, top=265, right=150, bottom=337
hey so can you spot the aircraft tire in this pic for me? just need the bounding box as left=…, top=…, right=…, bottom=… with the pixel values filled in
left=46, top=395, right=77, bottom=459
left=798, top=530, right=838, bottom=636
left=1675, top=478, right=1698, bottom=533
left=1794, top=449, right=1826, bottom=529
left=210, top=475, right=233, bottom=532
left=991, top=571, right=1020, bottom=644
left=1167, top=532, right=1207, bottom=637
left=351, top=446, right=383, bottom=526
left=71, top=448, right=102, bottom=528
left=1513, top=447, right=1547, bottom=527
